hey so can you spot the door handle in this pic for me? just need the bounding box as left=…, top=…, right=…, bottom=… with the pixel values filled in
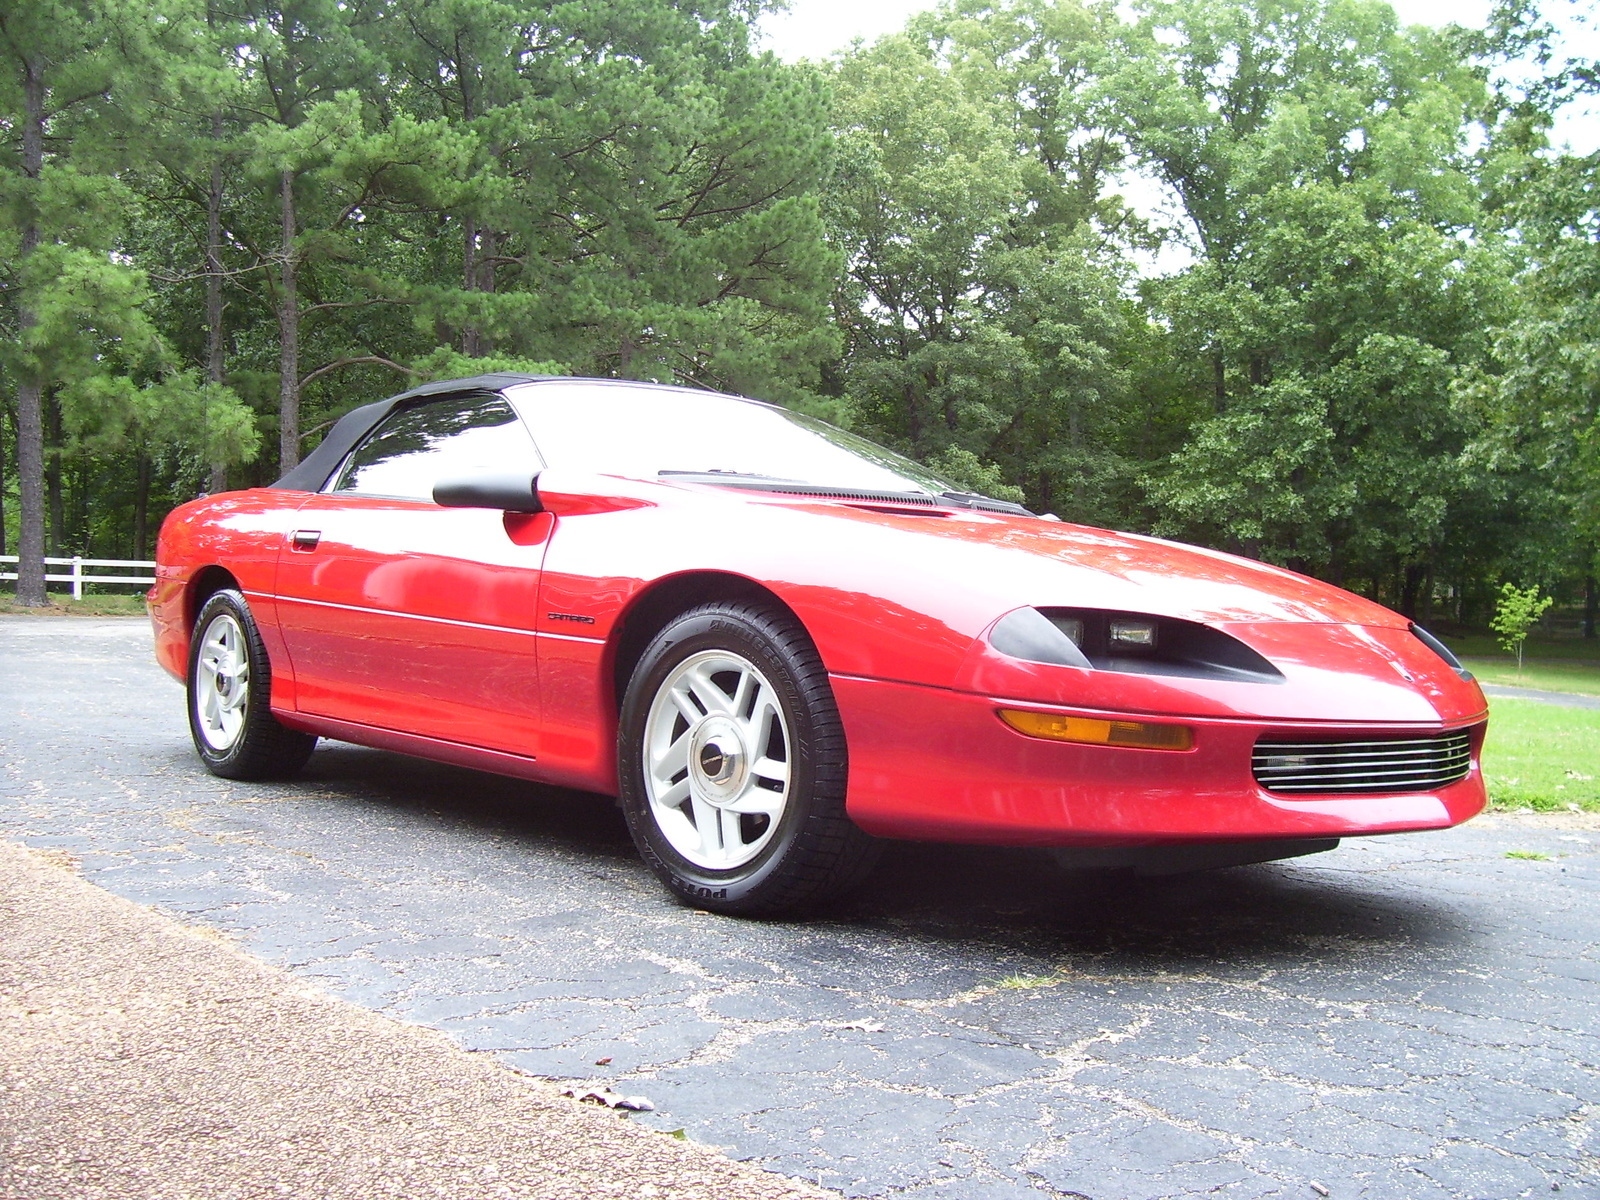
left=290, top=529, right=321, bottom=551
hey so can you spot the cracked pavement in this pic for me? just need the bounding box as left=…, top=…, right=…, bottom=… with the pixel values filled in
left=2, top=615, right=1597, bottom=1199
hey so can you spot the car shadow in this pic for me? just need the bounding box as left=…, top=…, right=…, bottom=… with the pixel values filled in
left=297, top=743, right=637, bottom=859
left=833, top=838, right=1471, bottom=966
left=288, top=743, right=1472, bottom=967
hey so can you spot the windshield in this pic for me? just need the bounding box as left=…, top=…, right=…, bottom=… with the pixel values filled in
left=505, top=380, right=959, bottom=497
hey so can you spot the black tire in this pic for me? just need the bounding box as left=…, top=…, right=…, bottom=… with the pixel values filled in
left=187, top=589, right=317, bottom=780
left=617, top=601, right=879, bottom=916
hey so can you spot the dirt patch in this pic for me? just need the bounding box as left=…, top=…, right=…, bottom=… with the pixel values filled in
left=1476, top=808, right=1600, bottom=831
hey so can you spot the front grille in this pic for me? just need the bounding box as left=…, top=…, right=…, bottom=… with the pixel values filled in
left=1252, top=729, right=1473, bottom=795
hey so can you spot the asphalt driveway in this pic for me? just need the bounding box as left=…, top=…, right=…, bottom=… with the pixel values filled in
left=2, top=616, right=1596, bottom=1199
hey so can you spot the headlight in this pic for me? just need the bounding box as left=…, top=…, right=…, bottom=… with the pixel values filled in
left=988, top=607, right=1284, bottom=684
left=1109, top=618, right=1157, bottom=649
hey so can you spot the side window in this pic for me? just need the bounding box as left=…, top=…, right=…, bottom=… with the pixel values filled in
left=329, top=396, right=538, bottom=501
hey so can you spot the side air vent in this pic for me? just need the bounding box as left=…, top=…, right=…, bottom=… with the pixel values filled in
left=1252, top=729, right=1474, bottom=795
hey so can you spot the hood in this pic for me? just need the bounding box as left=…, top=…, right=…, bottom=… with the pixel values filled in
left=774, top=499, right=1403, bottom=629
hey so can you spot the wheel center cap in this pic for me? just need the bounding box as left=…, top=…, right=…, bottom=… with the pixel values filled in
left=216, top=674, right=232, bottom=697
left=690, top=717, right=747, bottom=803
left=699, top=743, right=732, bottom=781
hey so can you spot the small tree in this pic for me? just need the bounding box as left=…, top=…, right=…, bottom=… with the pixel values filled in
left=1491, top=583, right=1554, bottom=672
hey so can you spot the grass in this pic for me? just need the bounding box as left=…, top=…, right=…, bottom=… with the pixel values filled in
left=1482, top=697, right=1600, bottom=812
left=1437, top=631, right=1600, bottom=697
left=1442, top=632, right=1600, bottom=660
left=1460, top=657, right=1600, bottom=696
left=0, top=590, right=148, bottom=617
left=1504, top=849, right=1553, bottom=861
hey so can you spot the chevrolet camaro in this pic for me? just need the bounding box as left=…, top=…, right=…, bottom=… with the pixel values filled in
left=150, top=373, right=1489, bottom=914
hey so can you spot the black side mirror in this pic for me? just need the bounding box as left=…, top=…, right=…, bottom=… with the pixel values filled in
left=433, top=471, right=544, bottom=513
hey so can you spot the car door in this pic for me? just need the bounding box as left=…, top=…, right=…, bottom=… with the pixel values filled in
left=273, top=392, right=554, bottom=757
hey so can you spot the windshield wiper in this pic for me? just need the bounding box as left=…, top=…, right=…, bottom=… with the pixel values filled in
left=662, top=472, right=942, bottom=506
left=661, top=472, right=1033, bottom=517
left=938, top=490, right=1034, bottom=517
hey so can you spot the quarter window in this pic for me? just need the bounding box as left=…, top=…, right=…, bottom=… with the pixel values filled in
left=329, top=396, right=537, bottom=501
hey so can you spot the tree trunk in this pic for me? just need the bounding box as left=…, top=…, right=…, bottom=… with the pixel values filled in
left=277, top=168, right=300, bottom=472
left=903, top=379, right=921, bottom=446
left=462, top=216, right=480, bottom=357
left=476, top=227, right=498, bottom=354
left=133, top=452, right=151, bottom=558
left=0, top=400, right=7, bottom=559
left=13, top=57, right=47, bottom=606
left=15, top=374, right=44, bottom=604
left=462, top=221, right=499, bottom=357
left=46, top=396, right=63, bottom=557
left=1400, top=562, right=1425, bottom=620
left=459, top=66, right=481, bottom=357
left=206, top=111, right=228, bottom=494
left=70, top=457, right=86, bottom=556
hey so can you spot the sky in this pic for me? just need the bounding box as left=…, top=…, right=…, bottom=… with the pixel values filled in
left=755, top=0, right=1597, bottom=276
left=756, top=0, right=1599, bottom=154
left=760, top=0, right=1494, bottom=59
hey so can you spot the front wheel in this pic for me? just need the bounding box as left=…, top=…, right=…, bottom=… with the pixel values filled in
left=617, top=602, right=878, bottom=916
left=187, top=589, right=317, bottom=780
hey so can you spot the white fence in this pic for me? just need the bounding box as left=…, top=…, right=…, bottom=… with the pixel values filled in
left=0, top=556, right=157, bottom=599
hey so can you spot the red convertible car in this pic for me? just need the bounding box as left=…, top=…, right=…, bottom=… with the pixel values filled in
left=151, top=374, right=1488, bottom=914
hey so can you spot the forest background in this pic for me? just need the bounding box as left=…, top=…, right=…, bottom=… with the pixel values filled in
left=1, top=0, right=1596, bottom=631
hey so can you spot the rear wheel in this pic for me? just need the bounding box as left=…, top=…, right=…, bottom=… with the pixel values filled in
left=618, top=602, right=878, bottom=916
left=187, top=589, right=317, bottom=780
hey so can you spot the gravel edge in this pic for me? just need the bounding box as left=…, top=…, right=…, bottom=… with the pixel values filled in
left=0, top=837, right=836, bottom=1200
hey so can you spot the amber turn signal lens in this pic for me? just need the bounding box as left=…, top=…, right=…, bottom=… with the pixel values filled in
left=998, top=709, right=1193, bottom=751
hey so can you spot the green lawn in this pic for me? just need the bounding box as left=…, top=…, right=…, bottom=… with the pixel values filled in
left=1462, top=657, right=1600, bottom=696
left=1482, top=697, right=1600, bottom=812
left=0, top=591, right=148, bottom=616
left=1436, top=631, right=1600, bottom=697
left=1443, top=632, right=1600, bottom=660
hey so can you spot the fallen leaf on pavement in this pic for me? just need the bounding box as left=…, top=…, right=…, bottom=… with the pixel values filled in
left=825, top=1019, right=886, bottom=1033
left=561, top=1085, right=655, bottom=1112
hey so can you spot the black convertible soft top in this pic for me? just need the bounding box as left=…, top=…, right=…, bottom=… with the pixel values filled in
left=269, top=373, right=556, bottom=492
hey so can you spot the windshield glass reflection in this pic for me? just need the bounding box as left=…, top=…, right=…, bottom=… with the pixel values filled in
left=507, top=381, right=957, bottom=496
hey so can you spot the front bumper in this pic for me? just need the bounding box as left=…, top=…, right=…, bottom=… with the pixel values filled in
left=832, top=674, right=1487, bottom=846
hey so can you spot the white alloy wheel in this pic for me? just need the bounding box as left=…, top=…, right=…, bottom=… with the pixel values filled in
left=618, top=601, right=879, bottom=915
left=194, top=612, right=250, bottom=752
left=642, top=649, right=790, bottom=870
